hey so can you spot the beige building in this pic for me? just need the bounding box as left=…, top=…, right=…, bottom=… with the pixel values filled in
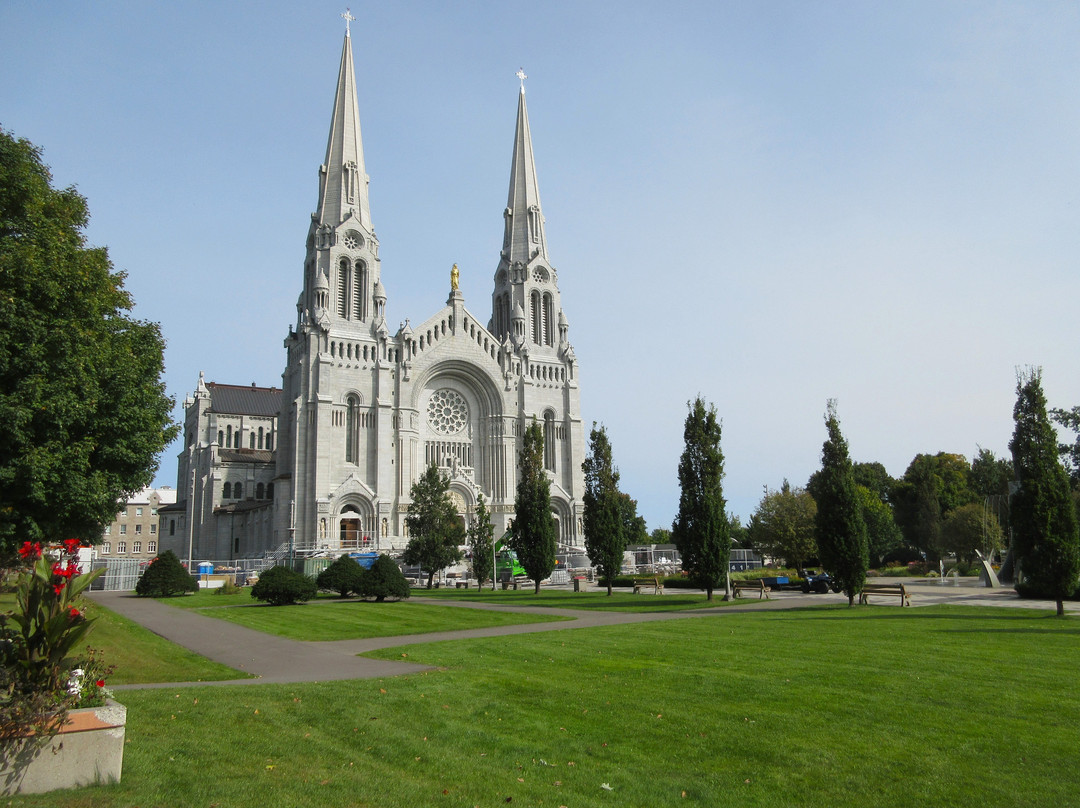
left=98, top=487, right=176, bottom=560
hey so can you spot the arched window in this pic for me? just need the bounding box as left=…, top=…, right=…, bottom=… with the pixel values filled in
left=258, top=427, right=264, bottom=449
left=217, top=430, right=224, bottom=445
left=256, top=482, right=265, bottom=499
left=267, top=431, right=274, bottom=451
left=354, top=261, right=368, bottom=320
left=542, top=293, right=554, bottom=346
left=234, top=483, right=243, bottom=500
left=530, top=291, right=542, bottom=344
left=337, top=258, right=350, bottom=318
left=226, top=425, right=232, bottom=447
left=222, top=482, right=230, bottom=499
left=249, top=432, right=256, bottom=449
left=543, top=411, right=556, bottom=471
left=345, top=395, right=359, bottom=463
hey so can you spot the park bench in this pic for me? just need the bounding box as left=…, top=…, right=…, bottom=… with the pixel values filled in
left=732, top=579, right=771, bottom=600
left=858, top=582, right=911, bottom=606
left=633, top=576, right=664, bottom=595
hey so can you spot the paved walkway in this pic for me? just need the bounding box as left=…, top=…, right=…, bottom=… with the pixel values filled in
left=90, top=578, right=1076, bottom=689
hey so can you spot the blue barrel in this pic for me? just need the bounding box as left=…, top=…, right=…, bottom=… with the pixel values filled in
left=198, top=562, right=214, bottom=575
left=351, top=552, right=378, bottom=570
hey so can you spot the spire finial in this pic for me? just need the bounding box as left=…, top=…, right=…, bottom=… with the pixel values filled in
left=516, top=68, right=527, bottom=93
left=342, top=8, right=355, bottom=36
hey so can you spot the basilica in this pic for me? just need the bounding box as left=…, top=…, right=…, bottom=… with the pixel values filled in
left=161, top=25, right=586, bottom=561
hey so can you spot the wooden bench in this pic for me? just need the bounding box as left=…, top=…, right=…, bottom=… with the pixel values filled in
left=633, top=577, right=664, bottom=595
left=732, top=579, right=771, bottom=600
left=859, top=582, right=910, bottom=606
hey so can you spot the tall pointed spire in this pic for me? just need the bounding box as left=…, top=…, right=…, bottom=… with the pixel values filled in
left=316, top=24, right=371, bottom=230
left=502, top=73, right=548, bottom=265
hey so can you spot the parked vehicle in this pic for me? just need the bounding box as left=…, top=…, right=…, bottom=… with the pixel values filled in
left=800, top=569, right=838, bottom=594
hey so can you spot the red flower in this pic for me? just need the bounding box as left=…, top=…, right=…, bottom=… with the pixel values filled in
left=63, top=538, right=82, bottom=554
left=96, top=680, right=105, bottom=688
left=18, top=541, right=42, bottom=560
left=53, top=583, right=65, bottom=596
left=69, top=607, right=81, bottom=619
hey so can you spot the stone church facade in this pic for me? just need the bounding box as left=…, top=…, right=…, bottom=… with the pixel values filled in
left=163, top=27, right=585, bottom=561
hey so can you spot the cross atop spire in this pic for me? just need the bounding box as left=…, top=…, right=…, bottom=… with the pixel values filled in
left=341, top=8, right=355, bottom=37
left=516, top=67, right=527, bottom=93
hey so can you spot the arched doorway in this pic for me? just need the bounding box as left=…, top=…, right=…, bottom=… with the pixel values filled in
left=339, top=505, right=371, bottom=549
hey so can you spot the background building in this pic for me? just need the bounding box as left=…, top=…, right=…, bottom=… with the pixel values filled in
left=98, top=486, right=176, bottom=560
left=163, top=27, right=585, bottom=562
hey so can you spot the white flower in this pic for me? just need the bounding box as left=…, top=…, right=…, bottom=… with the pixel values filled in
left=67, top=668, right=85, bottom=696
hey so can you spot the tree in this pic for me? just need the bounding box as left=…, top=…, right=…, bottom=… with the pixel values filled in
left=402, top=464, right=465, bottom=589
left=582, top=423, right=626, bottom=595
left=618, top=493, right=648, bottom=546
left=672, top=397, right=729, bottom=600
left=650, top=527, right=672, bottom=545
left=316, top=554, right=364, bottom=597
left=0, top=130, right=178, bottom=559
left=135, top=550, right=198, bottom=597
left=510, top=421, right=557, bottom=593
left=1050, top=405, right=1080, bottom=487
left=892, top=452, right=974, bottom=564
left=358, top=554, right=411, bottom=601
left=1009, top=368, right=1080, bottom=615
left=746, top=480, right=817, bottom=571
left=467, top=493, right=495, bottom=590
left=813, top=401, right=868, bottom=605
left=251, top=566, right=317, bottom=606
left=942, top=502, right=1004, bottom=565
left=856, top=486, right=903, bottom=567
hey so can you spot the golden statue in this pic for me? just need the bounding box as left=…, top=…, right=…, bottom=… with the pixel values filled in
left=450, top=263, right=460, bottom=292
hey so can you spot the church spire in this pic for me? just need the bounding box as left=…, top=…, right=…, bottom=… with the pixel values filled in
left=501, top=71, right=548, bottom=265
left=316, top=23, right=371, bottom=230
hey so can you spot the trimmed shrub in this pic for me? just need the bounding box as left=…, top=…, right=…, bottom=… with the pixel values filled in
left=316, top=554, right=365, bottom=597
left=251, top=566, right=317, bottom=606
left=135, top=550, right=198, bottom=597
left=357, top=555, right=410, bottom=602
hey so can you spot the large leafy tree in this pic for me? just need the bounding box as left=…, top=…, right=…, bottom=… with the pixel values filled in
left=467, top=493, right=495, bottom=590
left=0, top=130, right=177, bottom=558
left=672, top=397, right=729, bottom=600
left=403, top=464, right=465, bottom=589
left=856, top=486, right=903, bottom=566
left=746, top=480, right=817, bottom=571
left=942, top=502, right=1004, bottom=565
left=813, top=401, right=868, bottom=605
left=1009, top=368, right=1079, bottom=615
left=582, top=423, right=625, bottom=595
left=892, top=452, right=974, bottom=564
left=510, top=421, right=556, bottom=593
left=1050, top=405, right=1080, bottom=487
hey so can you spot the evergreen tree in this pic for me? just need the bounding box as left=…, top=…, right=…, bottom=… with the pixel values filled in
left=582, top=423, right=625, bottom=595
left=1009, top=368, right=1080, bottom=615
left=510, top=421, right=556, bottom=594
left=813, top=401, right=868, bottom=605
left=358, top=554, right=411, bottom=601
left=671, top=397, right=729, bottom=600
left=402, top=464, right=465, bottom=589
left=251, top=566, right=317, bottom=606
left=0, top=130, right=178, bottom=557
left=135, top=550, right=198, bottom=597
left=316, top=554, right=364, bottom=597
left=467, top=493, right=496, bottom=590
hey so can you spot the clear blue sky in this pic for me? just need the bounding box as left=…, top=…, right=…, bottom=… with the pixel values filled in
left=3, top=1, right=1078, bottom=530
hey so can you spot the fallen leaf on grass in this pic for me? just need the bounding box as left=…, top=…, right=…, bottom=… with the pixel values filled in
left=601, top=783, right=613, bottom=791
left=379, top=688, right=387, bottom=694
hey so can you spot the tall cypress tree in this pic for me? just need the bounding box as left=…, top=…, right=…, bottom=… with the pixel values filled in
left=672, top=397, right=729, bottom=600
left=467, top=493, right=496, bottom=590
left=813, top=401, right=868, bottom=606
left=511, top=421, right=556, bottom=593
left=582, top=423, right=625, bottom=595
left=402, top=464, right=465, bottom=589
left=1009, top=368, right=1079, bottom=616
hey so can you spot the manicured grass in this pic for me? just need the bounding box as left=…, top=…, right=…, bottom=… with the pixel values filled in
left=191, top=598, right=573, bottom=641
left=10, top=605, right=1080, bottom=807
left=413, top=586, right=736, bottom=612
left=0, top=593, right=247, bottom=685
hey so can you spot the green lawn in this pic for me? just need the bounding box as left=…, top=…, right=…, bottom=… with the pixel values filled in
left=412, top=586, right=737, bottom=612
left=9, top=605, right=1079, bottom=807
left=187, top=598, right=573, bottom=641
left=0, top=593, right=247, bottom=685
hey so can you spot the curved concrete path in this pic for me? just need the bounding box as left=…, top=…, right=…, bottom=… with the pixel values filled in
left=90, top=579, right=1074, bottom=689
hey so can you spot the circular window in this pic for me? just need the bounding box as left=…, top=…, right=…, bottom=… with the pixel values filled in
left=532, top=267, right=548, bottom=283
left=427, top=389, right=468, bottom=435
left=341, top=230, right=363, bottom=250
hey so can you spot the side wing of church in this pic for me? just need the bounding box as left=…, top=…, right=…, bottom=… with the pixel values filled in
left=165, top=28, right=585, bottom=562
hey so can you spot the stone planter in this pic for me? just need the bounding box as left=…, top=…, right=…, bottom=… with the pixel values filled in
left=1, top=699, right=126, bottom=796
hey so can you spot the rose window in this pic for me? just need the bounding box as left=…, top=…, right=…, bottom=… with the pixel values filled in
left=427, top=389, right=468, bottom=435
left=341, top=230, right=363, bottom=250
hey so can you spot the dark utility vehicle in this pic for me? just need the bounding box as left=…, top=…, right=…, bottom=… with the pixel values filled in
left=800, top=569, right=839, bottom=594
